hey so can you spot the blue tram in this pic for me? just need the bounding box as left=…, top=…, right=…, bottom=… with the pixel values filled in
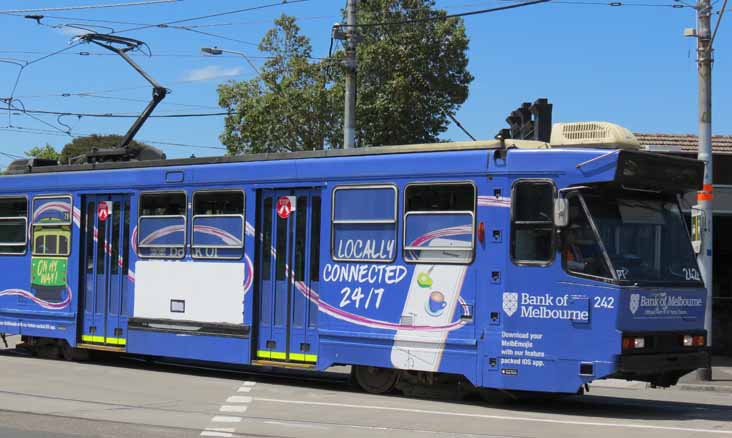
left=0, top=122, right=708, bottom=394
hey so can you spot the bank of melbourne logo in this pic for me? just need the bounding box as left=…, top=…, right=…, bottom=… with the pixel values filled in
left=503, top=292, right=519, bottom=317
left=629, top=293, right=640, bottom=315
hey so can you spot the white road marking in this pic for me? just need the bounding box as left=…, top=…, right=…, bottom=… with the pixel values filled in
left=262, top=420, right=329, bottom=430
left=200, top=382, right=257, bottom=436
left=226, top=395, right=253, bottom=403
left=220, top=405, right=249, bottom=413
left=254, top=397, right=732, bottom=435
left=211, top=416, right=242, bottom=423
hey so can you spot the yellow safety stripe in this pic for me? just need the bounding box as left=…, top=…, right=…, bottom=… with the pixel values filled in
left=106, top=337, right=127, bottom=346
left=257, top=350, right=316, bottom=363
left=257, top=350, right=287, bottom=360
left=288, top=353, right=318, bottom=363
left=81, top=335, right=126, bottom=346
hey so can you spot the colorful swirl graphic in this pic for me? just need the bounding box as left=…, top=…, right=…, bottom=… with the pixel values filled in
left=0, top=286, right=73, bottom=310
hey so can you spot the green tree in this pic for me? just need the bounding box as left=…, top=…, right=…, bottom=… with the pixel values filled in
left=342, top=0, right=473, bottom=147
left=25, top=144, right=60, bottom=161
left=59, top=135, right=152, bottom=163
left=218, top=1, right=473, bottom=154
left=218, top=15, right=338, bottom=154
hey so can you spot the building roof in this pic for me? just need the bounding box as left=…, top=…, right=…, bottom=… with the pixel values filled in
left=635, top=133, right=732, bottom=155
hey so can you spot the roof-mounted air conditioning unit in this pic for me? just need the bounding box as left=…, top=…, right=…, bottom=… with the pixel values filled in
left=550, top=121, right=641, bottom=150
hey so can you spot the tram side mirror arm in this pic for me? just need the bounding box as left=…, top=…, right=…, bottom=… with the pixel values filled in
left=554, top=197, right=569, bottom=227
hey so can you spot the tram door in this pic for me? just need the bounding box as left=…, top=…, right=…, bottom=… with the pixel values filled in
left=80, top=195, right=131, bottom=347
left=256, top=189, right=321, bottom=363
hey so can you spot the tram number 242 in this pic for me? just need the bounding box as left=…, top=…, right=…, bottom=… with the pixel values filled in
left=593, top=296, right=615, bottom=309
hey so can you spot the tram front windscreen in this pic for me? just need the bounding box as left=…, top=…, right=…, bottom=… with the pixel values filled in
left=564, top=191, right=703, bottom=287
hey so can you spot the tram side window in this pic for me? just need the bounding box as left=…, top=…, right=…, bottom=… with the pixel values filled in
left=192, top=191, right=245, bottom=259
left=138, top=192, right=187, bottom=259
left=403, top=183, right=475, bottom=263
left=0, top=197, right=28, bottom=255
left=32, top=196, right=72, bottom=257
left=511, top=181, right=554, bottom=264
left=332, top=185, right=397, bottom=262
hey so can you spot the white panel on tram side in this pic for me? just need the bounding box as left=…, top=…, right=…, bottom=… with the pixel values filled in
left=390, top=238, right=470, bottom=372
left=133, top=260, right=245, bottom=324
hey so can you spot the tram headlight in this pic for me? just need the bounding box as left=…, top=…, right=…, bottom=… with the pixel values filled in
left=682, top=335, right=694, bottom=347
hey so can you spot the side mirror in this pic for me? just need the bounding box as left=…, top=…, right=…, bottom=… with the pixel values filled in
left=554, top=198, right=569, bottom=227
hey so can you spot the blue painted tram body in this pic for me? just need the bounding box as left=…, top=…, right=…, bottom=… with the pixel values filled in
left=0, top=135, right=708, bottom=394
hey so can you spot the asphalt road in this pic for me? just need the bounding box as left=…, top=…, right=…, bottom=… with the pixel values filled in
left=0, top=338, right=730, bottom=438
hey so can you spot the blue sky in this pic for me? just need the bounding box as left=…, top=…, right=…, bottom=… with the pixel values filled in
left=0, top=0, right=730, bottom=166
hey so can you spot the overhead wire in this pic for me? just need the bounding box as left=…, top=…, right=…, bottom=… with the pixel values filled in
left=1, top=107, right=228, bottom=118
left=0, top=150, right=23, bottom=159
left=547, top=0, right=686, bottom=7
left=341, top=0, right=550, bottom=28
left=111, top=0, right=310, bottom=35
left=7, top=101, right=74, bottom=137
left=0, top=126, right=227, bottom=151
left=4, top=13, right=335, bottom=29
left=495, top=0, right=693, bottom=7
left=711, top=0, right=729, bottom=45
left=53, top=94, right=222, bottom=110
left=0, top=50, right=330, bottom=61
left=178, top=28, right=259, bottom=47
left=0, top=0, right=180, bottom=14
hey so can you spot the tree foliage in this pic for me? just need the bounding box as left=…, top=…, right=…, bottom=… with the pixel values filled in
left=342, top=0, right=473, bottom=147
left=218, top=15, right=338, bottom=154
left=218, top=1, right=472, bottom=154
left=25, top=144, right=60, bottom=161
left=59, top=135, right=152, bottom=163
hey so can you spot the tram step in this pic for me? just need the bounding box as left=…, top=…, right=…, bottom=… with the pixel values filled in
left=251, top=359, right=316, bottom=369
left=76, top=343, right=126, bottom=353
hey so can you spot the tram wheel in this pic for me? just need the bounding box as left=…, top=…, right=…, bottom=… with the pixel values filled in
left=60, top=341, right=89, bottom=361
left=61, top=341, right=74, bottom=361
left=352, top=366, right=399, bottom=394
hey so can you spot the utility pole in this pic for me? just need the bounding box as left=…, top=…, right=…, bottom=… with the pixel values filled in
left=694, top=0, right=714, bottom=381
left=343, top=0, right=358, bottom=149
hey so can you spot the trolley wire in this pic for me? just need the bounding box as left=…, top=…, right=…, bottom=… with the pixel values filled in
left=0, top=0, right=180, bottom=15
left=0, top=50, right=331, bottom=61
left=110, top=0, right=310, bottom=35
left=0, top=107, right=228, bottom=119
left=340, top=0, right=550, bottom=29
left=712, top=0, right=729, bottom=45
left=0, top=125, right=227, bottom=152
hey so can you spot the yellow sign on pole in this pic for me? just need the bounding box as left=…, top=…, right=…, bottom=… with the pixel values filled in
left=691, top=207, right=703, bottom=254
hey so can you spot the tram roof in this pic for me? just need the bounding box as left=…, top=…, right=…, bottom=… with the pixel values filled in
left=11, top=139, right=550, bottom=175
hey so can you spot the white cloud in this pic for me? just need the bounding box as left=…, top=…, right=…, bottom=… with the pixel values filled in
left=183, top=65, right=243, bottom=82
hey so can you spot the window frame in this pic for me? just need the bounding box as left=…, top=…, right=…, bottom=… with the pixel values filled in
left=137, top=190, right=187, bottom=260
left=31, top=194, right=72, bottom=257
left=402, top=181, right=477, bottom=265
left=510, top=179, right=557, bottom=266
left=0, top=195, right=29, bottom=256
left=191, top=189, right=245, bottom=260
left=331, top=184, right=398, bottom=263
left=561, top=192, right=616, bottom=283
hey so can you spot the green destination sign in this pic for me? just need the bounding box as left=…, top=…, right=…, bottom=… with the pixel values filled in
left=31, top=257, right=68, bottom=288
